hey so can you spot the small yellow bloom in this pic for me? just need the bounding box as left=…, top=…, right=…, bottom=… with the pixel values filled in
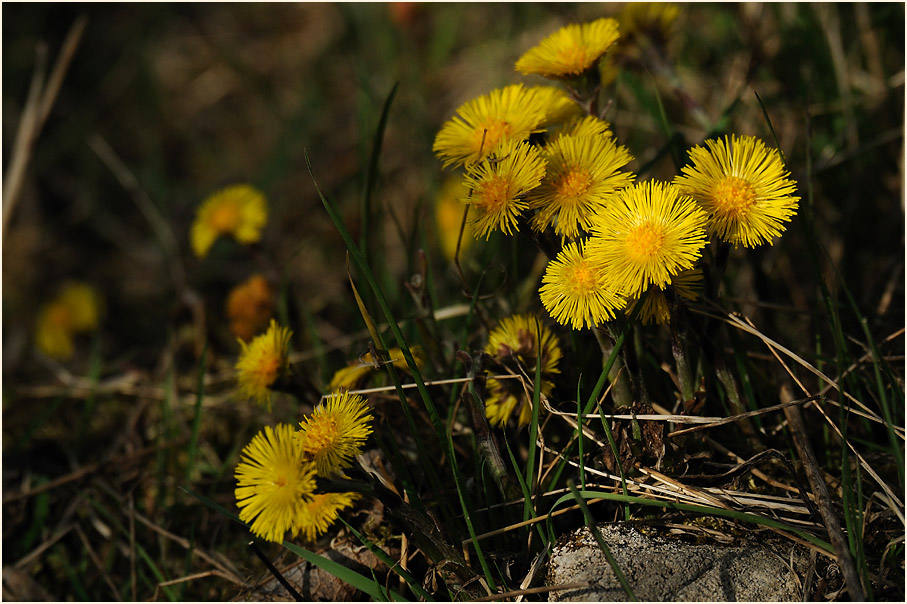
left=484, top=314, right=562, bottom=427
left=235, top=424, right=317, bottom=543
left=435, top=177, right=475, bottom=262
left=528, top=133, right=635, bottom=238
left=626, top=267, right=702, bottom=325
left=588, top=181, right=707, bottom=298
left=516, top=17, right=620, bottom=79
left=432, top=84, right=550, bottom=169
left=298, top=390, right=373, bottom=477
left=236, top=320, right=292, bottom=409
left=295, top=492, right=360, bottom=542
left=34, top=281, right=102, bottom=360
left=191, top=184, right=268, bottom=258
left=673, top=135, right=800, bottom=248
left=539, top=240, right=626, bottom=330
left=327, top=347, right=424, bottom=391
left=462, top=139, right=547, bottom=239
left=226, top=274, right=275, bottom=341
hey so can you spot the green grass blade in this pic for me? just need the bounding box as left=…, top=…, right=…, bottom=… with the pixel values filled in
left=360, top=82, right=398, bottom=264
left=524, top=317, right=543, bottom=504
left=185, top=342, right=207, bottom=483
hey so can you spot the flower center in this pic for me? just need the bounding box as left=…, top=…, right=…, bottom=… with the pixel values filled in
left=712, top=176, right=757, bottom=218
left=274, top=474, right=287, bottom=488
left=625, top=222, right=665, bottom=260
left=209, top=202, right=242, bottom=233
left=567, top=259, right=598, bottom=295
left=473, top=118, right=512, bottom=157
left=252, top=354, right=281, bottom=386
left=475, top=175, right=512, bottom=213
left=555, top=42, right=589, bottom=74
left=48, top=303, right=73, bottom=330
left=304, top=417, right=338, bottom=456
left=556, top=168, right=592, bottom=202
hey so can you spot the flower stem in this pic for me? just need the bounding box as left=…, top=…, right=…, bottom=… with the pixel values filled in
left=593, top=323, right=634, bottom=407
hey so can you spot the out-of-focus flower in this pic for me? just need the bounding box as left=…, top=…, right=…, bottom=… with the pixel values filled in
left=34, top=281, right=102, bottom=360
left=484, top=314, right=562, bottom=427
left=625, top=266, right=702, bottom=325
left=235, top=424, right=317, bottom=543
left=295, top=492, right=360, bottom=542
left=191, top=184, right=268, bottom=258
left=528, top=133, right=634, bottom=238
left=529, top=85, right=583, bottom=126
left=236, top=319, right=292, bottom=409
left=673, top=135, right=800, bottom=248
left=462, top=139, right=547, bottom=239
left=226, top=274, right=275, bottom=341
left=432, top=84, right=550, bottom=168
left=516, top=18, right=620, bottom=79
left=539, top=240, right=625, bottom=330
left=435, top=177, right=475, bottom=262
left=297, top=390, right=373, bottom=477
left=588, top=181, right=707, bottom=298
left=327, top=346, right=424, bottom=392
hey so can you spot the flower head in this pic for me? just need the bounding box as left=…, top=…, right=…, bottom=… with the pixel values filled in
left=432, top=84, right=550, bottom=168
left=539, top=240, right=626, bottom=330
left=435, top=177, right=475, bottom=261
left=516, top=17, right=620, bottom=79
left=226, top=274, right=275, bottom=341
left=529, top=86, right=583, bottom=126
left=191, top=184, right=268, bottom=258
left=35, top=281, right=102, bottom=360
left=672, top=135, right=799, bottom=248
left=327, top=346, right=425, bottom=391
left=626, top=266, right=702, bottom=325
left=484, top=314, right=562, bottom=427
left=553, top=115, right=613, bottom=141
left=235, top=424, right=317, bottom=543
left=588, top=181, right=707, bottom=298
left=462, top=139, right=547, bottom=239
left=236, top=319, right=292, bottom=409
left=297, top=390, right=373, bottom=477
left=528, top=133, right=634, bottom=238
left=295, top=492, right=360, bottom=542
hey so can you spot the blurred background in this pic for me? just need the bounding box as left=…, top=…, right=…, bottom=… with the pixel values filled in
left=3, top=3, right=904, bottom=600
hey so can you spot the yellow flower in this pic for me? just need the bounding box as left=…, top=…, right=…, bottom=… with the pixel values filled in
left=226, top=274, right=274, bottom=341
left=626, top=266, right=702, bottom=325
left=34, top=281, right=102, bottom=360
left=553, top=115, right=613, bottom=141
left=236, top=320, right=292, bottom=409
left=297, top=390, right=373, bottom=477
left=484, top=314, right=562, bottom=427
left=588, top=181, right=707, bottom=298
left=516, top=17, right=620, bottom=79
left=462, top=139, right=547, bottom=239
left=191, top=184, right=268, bottom=258
left=529, top=85, right=583, bottom=126
left=435, top=177, right=475, bottom=262
left=235, top=424, right=317, bottom=543
left=528, top=133, right=635, bottom=238
left=673, top=135, right=800, bottom=248
left=618, top=2, right=679, bottom=55
left=327, top=346, right=425, bottom=391
left=432, top=84, right=550, bottom=169
left=295, top=492, right=360, bottom=542
left=539, top=240, right=626, bottom=330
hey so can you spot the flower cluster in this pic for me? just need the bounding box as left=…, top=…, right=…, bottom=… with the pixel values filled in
left=433, top=15, right=799, bottom=332
left=234, top=390, right=373, bottom=543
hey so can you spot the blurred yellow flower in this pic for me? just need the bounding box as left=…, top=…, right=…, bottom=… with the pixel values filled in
left=235, top=424, right=317, bottom=543
left=297, top=390, right=373, bottom=477
left=588, top=181, right=707, bottom=298
left=435, top=177, right=475, bottom=262
left=462, top=139, right=547, bottom=239
left=432, top=84, right=549, bottom=168
left=34, top=281, right=102, bottom=360
left=484, top=314, right=562, bottom=427
left=625, top=266, right=702, bottom=325
left=295, top=492, right=360, bottom=542
left=528, top=133, right=634, bottom=238
left=673, top=135, right=800, bottom=248
left=529, top=85, right=583, bottom=126
left=327, top=346, right=424, bottom=391
left=539, top=240, right=625, bottom=330
left=516, top=17, right=620, bottom=79
left=236, top=319, right=292, bottom=409
left=226, top=274, right=275, bottom=341
left=191, top=184, right=268, bottom=258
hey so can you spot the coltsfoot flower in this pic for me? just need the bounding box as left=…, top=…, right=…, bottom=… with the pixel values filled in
left=34, top=281, right=102, bottom=360
left=625, top=266, right=702, bottom=325
left=297, top=390, right=373, bottom=477
left=226, top=274, right=274, bottom=341
left=191, top=184, right=268, bottom=258
left=327, top=346, right=425, bottom=391
left=295, top=492, right=361, bottom=542
left=236, top=319, right=292, bottom=409
left=516, top=17, right=621, bottom=79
